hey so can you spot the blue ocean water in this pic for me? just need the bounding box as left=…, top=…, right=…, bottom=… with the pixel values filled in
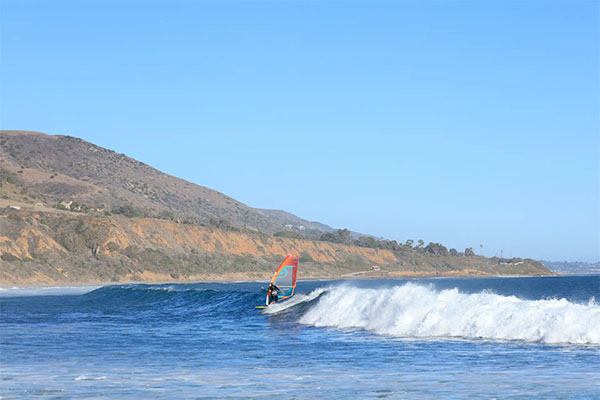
left=1, top=276, right=599, bottom=399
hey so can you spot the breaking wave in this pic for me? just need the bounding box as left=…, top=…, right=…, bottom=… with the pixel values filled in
left=298, top=283, right=600, bottom=345
left=264, top=288, right=326, bottom=314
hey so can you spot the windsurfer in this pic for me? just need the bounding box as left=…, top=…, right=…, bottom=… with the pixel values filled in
left=268, top=283, right=281, bottom=304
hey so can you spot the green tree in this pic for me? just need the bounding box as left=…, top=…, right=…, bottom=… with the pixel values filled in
left=425, top=242, right=449, bottom=256
left=320, top=229, right=353, bottom=244
left=355, top=236, right=377, bottom=248
left=299, top=251, right=314, bottom=263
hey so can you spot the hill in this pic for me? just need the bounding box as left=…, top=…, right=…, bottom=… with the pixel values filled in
left=0, top=130, right=553, bottom=285
left=541, top=261, right=600, bottom=275
left=0, top=130, right=332, bottom=235
left=0, top=206, right=551, bottom=285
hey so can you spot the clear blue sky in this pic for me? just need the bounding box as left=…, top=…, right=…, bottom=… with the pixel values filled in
left=1, top=1, right=598, bottom=262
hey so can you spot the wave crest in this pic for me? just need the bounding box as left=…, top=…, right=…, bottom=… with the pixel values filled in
left=299, top=283, right=600, bottom=345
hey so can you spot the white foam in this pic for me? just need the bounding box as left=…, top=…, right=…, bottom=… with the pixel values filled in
left=264, top=288, right=326, bottom=314
left=299, top=283, right=600, bottom=345
left=0, top=286, right=99, bottom=297
left=74, top=376, right=107, bottom=381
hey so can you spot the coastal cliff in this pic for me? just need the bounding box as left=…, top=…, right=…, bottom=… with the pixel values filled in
left=0, top=206, right=551, bottom=285
left=0, top=130, right=552, bottom=285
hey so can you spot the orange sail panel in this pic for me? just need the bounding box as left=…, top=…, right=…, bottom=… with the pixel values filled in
left=267, top=254, right=299, bottom=304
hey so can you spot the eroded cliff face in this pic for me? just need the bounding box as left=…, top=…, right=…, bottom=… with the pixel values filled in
left=0, top=208, right=552, bottom=285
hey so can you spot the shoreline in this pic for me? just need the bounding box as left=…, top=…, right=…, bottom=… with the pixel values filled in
left=0, top=271, right=566, bottom=290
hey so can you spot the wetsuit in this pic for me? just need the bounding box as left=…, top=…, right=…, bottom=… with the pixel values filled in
left=268, top=284, right=280, bottom=304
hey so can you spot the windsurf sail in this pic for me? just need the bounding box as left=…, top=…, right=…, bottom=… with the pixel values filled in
left=266, top=254, right=299, bottom=305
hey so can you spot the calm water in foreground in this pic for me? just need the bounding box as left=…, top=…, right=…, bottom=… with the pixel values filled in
left=1, top=275, right=599, bottom=399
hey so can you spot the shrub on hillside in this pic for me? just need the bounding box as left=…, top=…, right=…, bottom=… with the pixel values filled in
left=274, top=231, right=304, bottom=239
left=112, top=204, right=147, bottom=218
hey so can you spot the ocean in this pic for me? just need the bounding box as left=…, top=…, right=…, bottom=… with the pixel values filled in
left=1, top=275, right=599, bottom=399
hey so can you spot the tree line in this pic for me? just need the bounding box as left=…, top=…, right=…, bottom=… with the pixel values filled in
left=319, top=229, right=476, bottom=256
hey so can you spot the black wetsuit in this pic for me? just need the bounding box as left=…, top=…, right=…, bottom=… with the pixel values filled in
left=268, top=285, right=280, bottom=304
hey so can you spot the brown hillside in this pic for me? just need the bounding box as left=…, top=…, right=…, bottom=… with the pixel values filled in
left=0, top=130, right=553, bottom=285
left=0, top=206, right=552, bottom=285
left=0, top=130, right=331, bottom=235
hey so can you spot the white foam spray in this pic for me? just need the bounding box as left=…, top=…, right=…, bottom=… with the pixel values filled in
left=299, top=283, right=600, bottom=345
left=74, top=376, right=108, bottom=381
left=264, top=288, right=326, bottom=314
left=0, top=286, right=99, bottom=297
